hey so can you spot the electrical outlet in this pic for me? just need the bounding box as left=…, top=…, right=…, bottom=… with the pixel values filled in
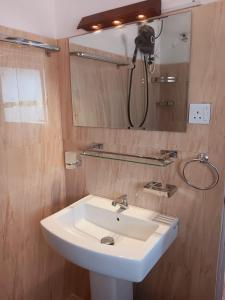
left=189, top=104, right=211, bottom=124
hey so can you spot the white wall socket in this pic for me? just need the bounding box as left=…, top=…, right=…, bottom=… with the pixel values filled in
left=189, top=103, right=211, bottom=124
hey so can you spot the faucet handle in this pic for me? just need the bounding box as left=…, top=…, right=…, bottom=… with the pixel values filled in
left=117, top=194, right=128, bottom=201
left=118, top=194, right=128, bottom=208
left=112, top=194, right=128, bottom=209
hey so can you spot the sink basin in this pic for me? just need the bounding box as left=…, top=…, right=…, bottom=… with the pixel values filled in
left=41, top=195, right=178, bottom=283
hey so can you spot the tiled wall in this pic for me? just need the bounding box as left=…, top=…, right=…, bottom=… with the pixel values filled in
left=58, top=2, right=225, bottom=300
left=1, top=1, right=225, bottom=300
left=0, top=26, right=66, bottom=300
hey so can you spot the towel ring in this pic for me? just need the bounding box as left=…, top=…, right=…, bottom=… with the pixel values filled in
left=182, top=153, right=219, bottom=190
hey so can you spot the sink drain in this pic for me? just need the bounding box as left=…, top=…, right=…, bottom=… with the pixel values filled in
left=101, top=236, right=115, bottom=246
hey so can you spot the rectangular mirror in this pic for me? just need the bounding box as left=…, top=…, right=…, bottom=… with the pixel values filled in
left=69, top=12, right=192, bottom=132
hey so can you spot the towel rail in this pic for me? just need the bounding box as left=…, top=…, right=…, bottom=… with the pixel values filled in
left=70, top=51, right=129, bottom=67
left=182, top=153, right=219, bottom=190
left=0, top=34, right=60, bottom=54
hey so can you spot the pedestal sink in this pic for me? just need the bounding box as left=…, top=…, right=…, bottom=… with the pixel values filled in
left=41, top=195, right=178, bottom=300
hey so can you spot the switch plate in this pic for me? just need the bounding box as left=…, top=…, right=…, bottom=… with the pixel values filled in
left=189, top=104, right=211, bottom=124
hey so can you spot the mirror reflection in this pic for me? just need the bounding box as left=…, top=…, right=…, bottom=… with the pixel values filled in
left=69, top=12, right=191, bottom=132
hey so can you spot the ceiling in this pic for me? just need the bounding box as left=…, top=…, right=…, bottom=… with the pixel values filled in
left=54, top=0, right=219, bottom=38
left=0, top=0, right=219, bottom=38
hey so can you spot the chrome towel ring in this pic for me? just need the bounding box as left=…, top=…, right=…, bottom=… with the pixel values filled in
left=182, top=153, right=219, bottom=190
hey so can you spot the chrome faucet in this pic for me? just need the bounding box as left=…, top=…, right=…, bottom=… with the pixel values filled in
left=112, top=194, right=128, bottom=210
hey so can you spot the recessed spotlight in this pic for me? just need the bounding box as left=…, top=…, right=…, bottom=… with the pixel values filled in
left=91, top=25, right=100, bottom=30
left=137, top=14, right=146, bottom=20
left=112, top=20, right=122, bottom=26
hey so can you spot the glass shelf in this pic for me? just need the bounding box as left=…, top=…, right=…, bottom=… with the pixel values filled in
left=81, top=150, right=175, bottom=167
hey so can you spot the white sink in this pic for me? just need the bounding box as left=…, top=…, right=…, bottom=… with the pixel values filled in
left=41, top=195, right=178, bottom=284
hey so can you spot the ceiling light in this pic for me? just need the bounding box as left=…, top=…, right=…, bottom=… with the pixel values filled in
left=91, top=25, right=100, bottom=30
left=137, top=14, right=147, bottom=20
left=78, top=1, right=161, bottom=32
left=112, top=20, right=122, bottom=26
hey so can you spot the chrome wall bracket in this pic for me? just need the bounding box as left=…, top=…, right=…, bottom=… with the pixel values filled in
left=156, top=100, right=175, bottom=107
left=88, top=143, right=104, bottom=150
left=151, top=76, right=177, bottom=84
left=160, top=150, right=178, bottom=159
left=144, top=181, right=177, bottom=198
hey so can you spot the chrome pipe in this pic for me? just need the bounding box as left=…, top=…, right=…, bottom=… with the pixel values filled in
left=0, top=34, right=60, bottom=52
left=70, top=51, right=129, bottom=66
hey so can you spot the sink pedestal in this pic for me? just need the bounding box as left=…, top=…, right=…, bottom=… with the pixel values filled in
left=90, top=272, right=133, bottom=300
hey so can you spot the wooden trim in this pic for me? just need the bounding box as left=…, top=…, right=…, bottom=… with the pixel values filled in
left=77, top=0, right=161, bottom=31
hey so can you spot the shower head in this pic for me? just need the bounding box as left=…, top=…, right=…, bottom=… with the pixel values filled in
left=135, top=24, right=155, bottom=64
left=135, top=25, right=155, bottom=54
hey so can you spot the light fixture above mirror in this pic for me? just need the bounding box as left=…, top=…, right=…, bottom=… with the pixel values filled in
left=77, top=0, right=161, bottom=32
